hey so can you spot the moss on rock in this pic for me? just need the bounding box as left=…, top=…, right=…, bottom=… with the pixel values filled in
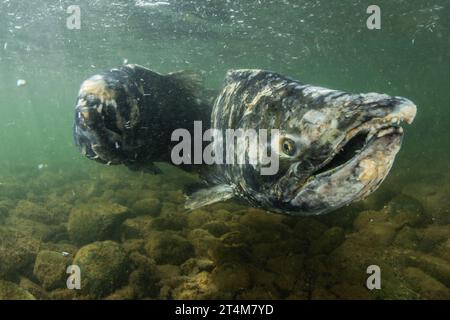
left=72, top=241, right=128, bottom=298
left=33, top=250, right=71, bottom=290
left=68, top=202, right=129, bottom=245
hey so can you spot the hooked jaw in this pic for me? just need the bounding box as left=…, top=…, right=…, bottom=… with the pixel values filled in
left=288, top=96, right=417, bottom=215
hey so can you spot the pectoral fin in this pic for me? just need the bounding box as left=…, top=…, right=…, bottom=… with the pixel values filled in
left=185, top=184, right=235, bottom=211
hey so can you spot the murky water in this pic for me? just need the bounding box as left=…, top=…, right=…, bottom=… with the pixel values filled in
left=0, top=0, right=449, bottom=300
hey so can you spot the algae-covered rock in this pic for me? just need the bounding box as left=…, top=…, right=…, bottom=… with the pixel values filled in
left=11, top=200, right=54, bottom=224
left=150, top=212, right=186, bottom=231
left=208, top=241, right=251, bottom=264
left=266, top=254, right=305, bottom=292
left=403, top=267, right=450, bottom=300
left=187, top=228, right=221, bottom=257
left=0, top=226, right=40, bottom=279
left=180, top=258, right=215, bottom=276
left=352, top=211, right=398, bottom=246
left=19, top=277, right=48, bottom=300
left=387, top=194, right=428, bottom=228
left=172, top=271, right=219, bottom=299
left=0, top=280, right=36, bottom=300
left=416, top=225, right=450, bottom=252
left=72, top=241, right=128, bottom=298
left=121, top=216, right=153, bottom=240
left=68, top=202, right=129, bottom=245
left=402, top=182, right=450, bottom=224
left=131, top=198, right=161, bottom=216
left=5, top=216, right=63, bottom=241
left=310, top=226, right=345, bottom=255
left=210, top=263, right=252, bottom=295
left=202, top=221, right=230, bottom=237
left=400, top=250, right=450, bottom=287
left=393, top=226, right=420, bottom=250
left=104, top=286, right=136, bottom=300
left=33, top=250, right=71, bottom=290
left=128, top=252, right=160, bottom=298
left=145, top=232, right=194, bottom=265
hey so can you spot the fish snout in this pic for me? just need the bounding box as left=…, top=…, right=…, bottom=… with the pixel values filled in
left=358, top=94, right=417, bottom=127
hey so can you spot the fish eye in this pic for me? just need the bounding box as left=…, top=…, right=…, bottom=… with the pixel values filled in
left=281, top=138, right=297, bottom=156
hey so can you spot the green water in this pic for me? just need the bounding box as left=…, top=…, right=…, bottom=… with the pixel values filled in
left=0, top=0, right=449, bottom=300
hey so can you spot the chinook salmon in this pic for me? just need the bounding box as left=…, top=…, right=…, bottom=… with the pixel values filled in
left=186, top=69, right=417, bottom=215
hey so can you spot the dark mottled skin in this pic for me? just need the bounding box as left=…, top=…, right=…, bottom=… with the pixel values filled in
left=187, top=69, right=417, bottom=215
left=73, top=64, right=212, bottom=173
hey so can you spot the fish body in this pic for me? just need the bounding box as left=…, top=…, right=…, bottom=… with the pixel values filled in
left=186, top=69, right=417, bottom=216
left=73, top=64, right=212, bottom=173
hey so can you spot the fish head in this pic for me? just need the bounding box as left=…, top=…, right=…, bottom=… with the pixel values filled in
left=270, top=87, right=417, bottom=215
left=73, top=73, right=128, bottom=165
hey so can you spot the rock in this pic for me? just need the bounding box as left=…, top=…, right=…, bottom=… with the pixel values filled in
left=202, top=221, right=230, bottom=237
left=19, top=277, right=48, bottom=300
left=187, top=229, right=221, bottom=257
left=330, top=235, right=382, bottom=284
left=40, top=242, right=78, bottom=257
left=150, top=213, right=186, bottom=231
left=155, top=264, right=181, bottom=280
left=353, top=209, right=389, bottom=231
left=11, top=200, right=56, bottom=224
left=131, top=198, right=161, bottom=216
left=187, top=209, right=215, bottom=229
left=401, top=250, right=450, bottom=287
left=180, top=258, right=215, bottom=276
left=403, top=267, right=450, bottom=300
left=0, top=200, right=13, bottom=223
left=72, top=241, right=128, bottom=298
left=113, top=189, right=141, bottom=207
left=310, top=227, right=345, bottom=255
left=353, top=216, right=398, bottom=247
left=0, top=280, right=36, bottom=300
left=104, top=286, right=136, bottom=300
left=393, top=226, right=420, bottom=250
left=402, top=182, right=450, bottom=224
left=387, top=194, right=428, bottom=227
left=417, top=225, right=450, bottom=251
left=128, top=252, right=160, bottom=298
left=165, top=190, right=186, bottom=205
left=266, top=254, right=305, bottom=292
left=33, top=250, right=71, bottom=290
left=292, top=218, right=328, bottom=241
left=121, top=216, right=153, bottom=240
left=172, top=272, right=219, bottom=299
left=435, top=238, right=450, bottom=261
left=211, top=263, right=252, bottom=296
left=5, top=216, right=61, bottom=241
left=48, top=288, right=81, bottom=300
left=68, top=202, right=129, bottom=245
left=0, top=226, right=40, bottom=279
left=208, top=241, right=251, bottom=264
left=330, top=283, right=372, bottom=300
left=122, top=239, right=146, bottom=255
left=145, top=232, right=194, bottom=265
left=238, top=210, right=291, bottom=243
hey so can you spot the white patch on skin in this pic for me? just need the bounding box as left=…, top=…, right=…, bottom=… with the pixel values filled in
left=79, top=75, right=116, bottom=103
left=301, top=86, right=337, bottom=99
left=303, top=110, right=326, bottom=125
left=358, top=158, right=378, bottom=183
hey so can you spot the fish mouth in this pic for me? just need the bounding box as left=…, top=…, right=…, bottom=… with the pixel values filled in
left=313, top=100, right=417, bottom=177
left=287, top=99, right=416, bottom=215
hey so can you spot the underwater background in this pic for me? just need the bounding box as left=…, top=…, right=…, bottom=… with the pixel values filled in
left=0, top=0, right=449, bottom=299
